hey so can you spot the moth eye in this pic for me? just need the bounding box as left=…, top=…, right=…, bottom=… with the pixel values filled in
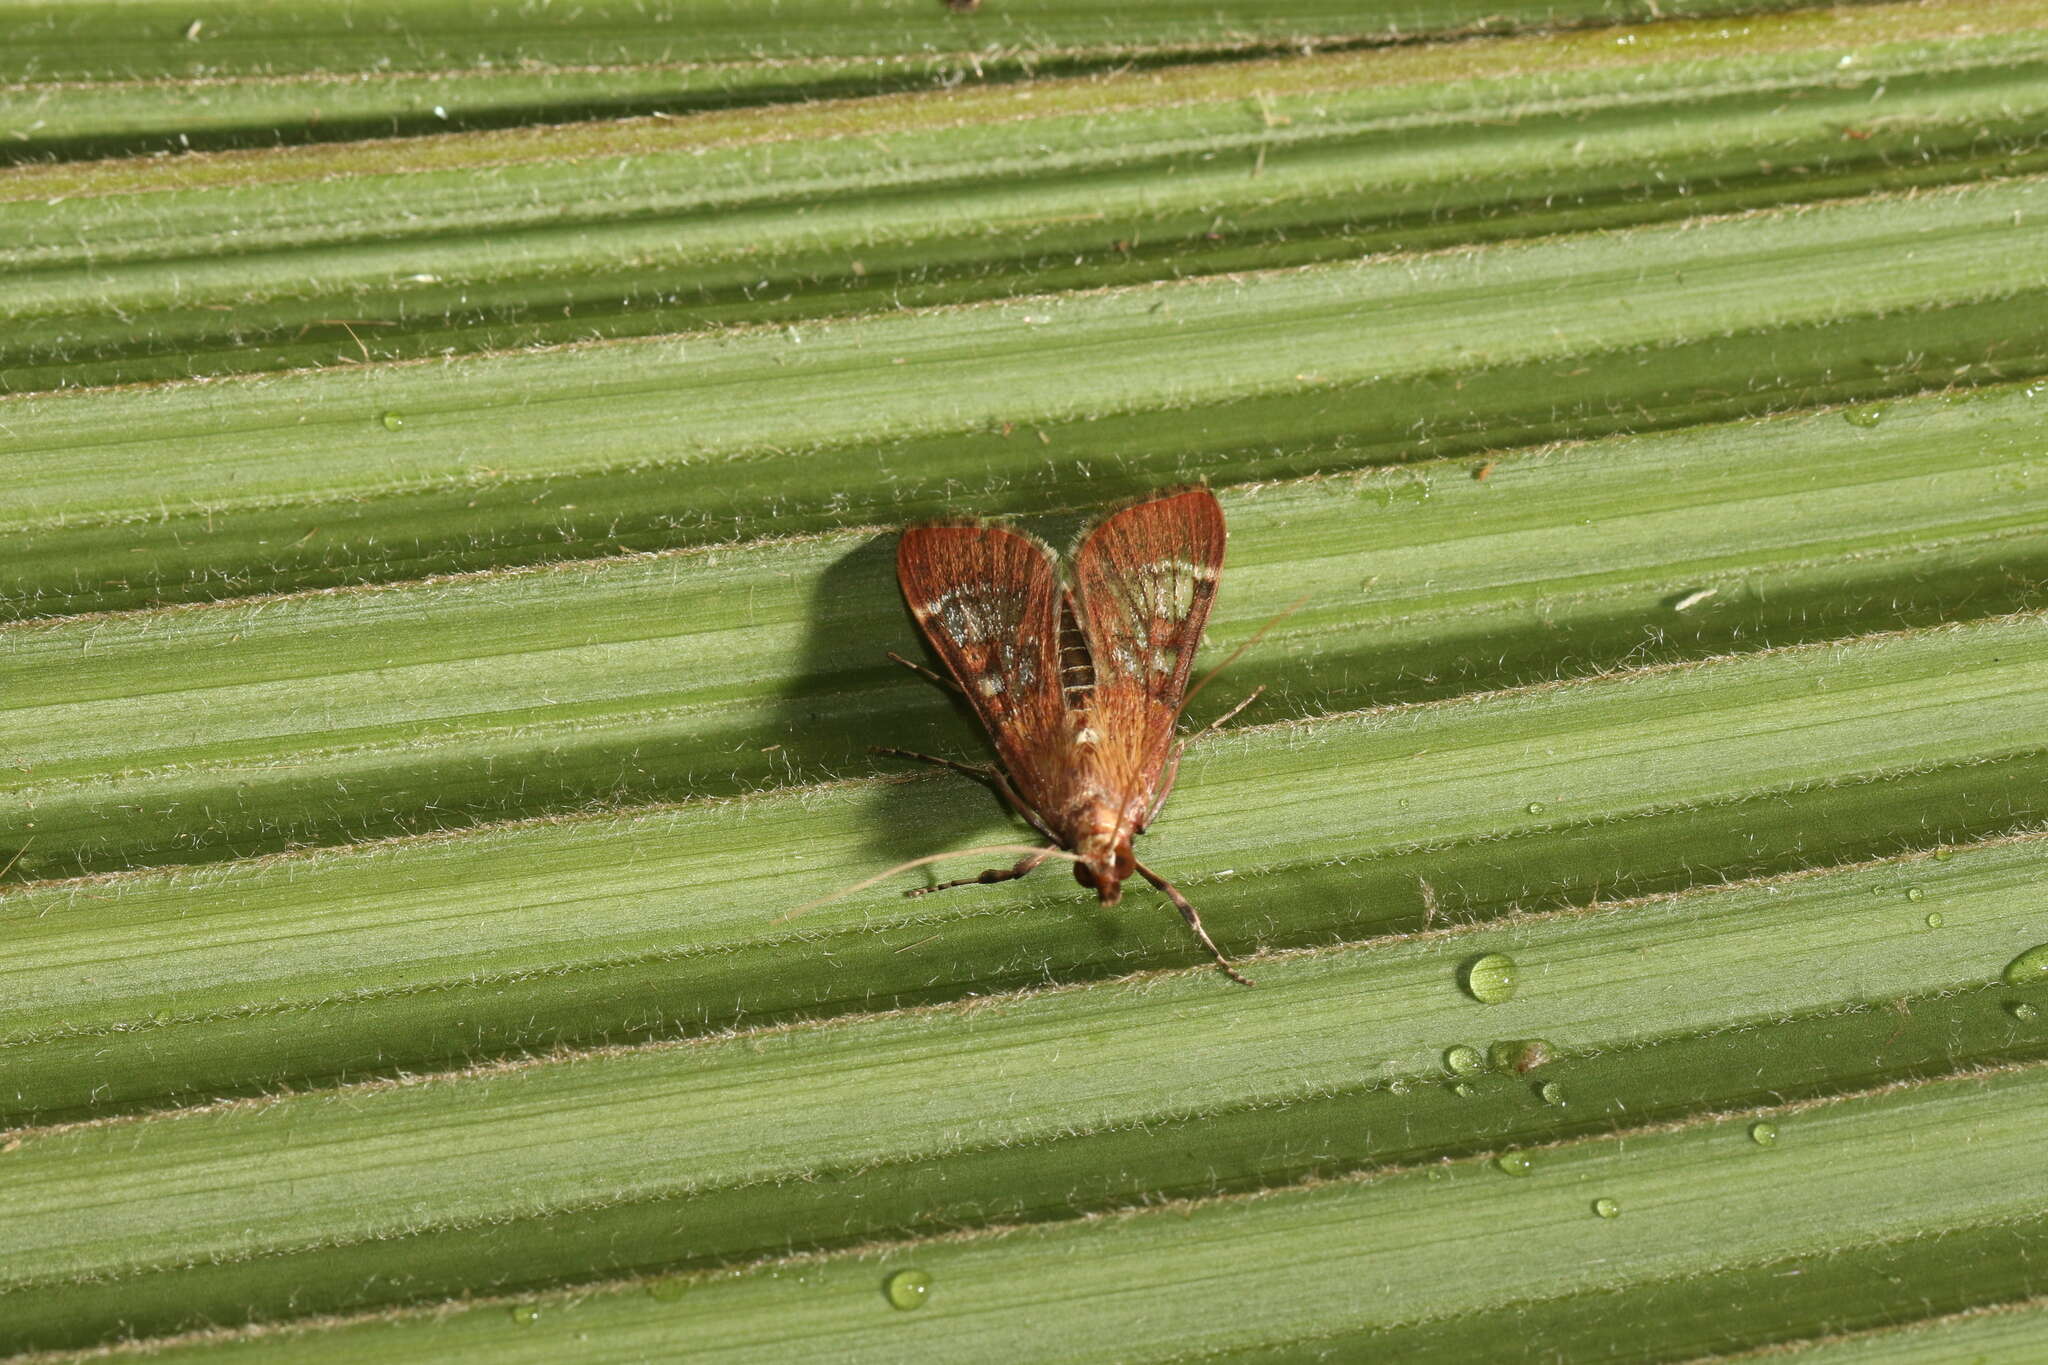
left=1112, top=847, right=1135, bottom=880
left=1072, top=861, right=1098, bottom=890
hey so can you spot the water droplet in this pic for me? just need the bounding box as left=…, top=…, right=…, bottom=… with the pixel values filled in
left=1387, top=1077, right=1411, bottom=1096
left=380, top=411, right=405, bottom=431
left=1490, top=1038, right=1555, bottom=1074
left=1462, top=953, right=1519, bottom=1004
left=150, top=1009, right=172, bottom=1025
left=1539, top=1081, right=1565, bottom=1106
left=647, top=1277, right=690, bottom=1303
left=1452, top=1081, right=1476, bottom=1098
left=1932, top=848, right=1954, bottom=862
left=1841, top=406, right=1885, bottom=428
left=1525, top=801, right=1546, bottom=815
left=1904, top=886, right=1925, bottom=902
left=1495, top=1151, right=1534, bottom=1177
left=1593, top=1197, right=1620, bottom=1219
left=1924, top=912, right=1945, bottom=929
left=508, top=1303, right=541, bottom=1325
left=1443, top=1045, right=1484, bottom=1076
left=2003, top=944, right=2048, bottom=988
left=2009, top=1002, right=2039, bottom=1022
left=884, top=1269, right=932, bottom=1311
left=1749, top=1120, right=1779, bottom=1148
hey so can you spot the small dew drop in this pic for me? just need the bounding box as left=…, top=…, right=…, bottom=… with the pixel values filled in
left=1904, top=886, right=1925, bottom=903
left=380, top=411, right=405, bottom=431
left=1932, top=848, right=1954, bottom=862
left=508, top=1304, right=541, bottom=1326
left=1452, top=1081, right=1476, bottom=1098
left=1490, top=1038, right=1555, bottom=1074
left=1525, top=801, right=1546, bottom=815
left=1750, top=1120, right=1779, bottom=1148
left=1462, top=953, right=1519, bottom=1004
left=1387, top=1077, right=1412, bottom=1096
left=2009, top=1002, right=2040, bottom=1023
left=1593, top=1197, right=1620, bottom=1219
left=1924, top=912, right=1945, bottom=929
left=1495, top=1151, right=1534, bottom=1177
left=151, top=1009, right=172, bottom=1025
left=1842, top=405, right=1886, bottom=428
left=1443, top=1045, right=1484, bottom=1076
left=884, top=1268, right=932, bottom=1311
left=2003, top=944, right=2048, bottom=988
left=1539, top=1081, right=1566, bottom=1106
left=646, top=1277, right=690, bottom=1303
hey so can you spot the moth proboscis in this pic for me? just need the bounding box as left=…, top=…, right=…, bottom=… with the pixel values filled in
left=872, top=486, right=1264, bottom=985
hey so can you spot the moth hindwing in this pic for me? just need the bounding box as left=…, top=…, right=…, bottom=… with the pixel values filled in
left=889, top=487, right=1251, bottom=985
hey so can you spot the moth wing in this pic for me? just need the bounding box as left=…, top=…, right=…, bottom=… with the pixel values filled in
left=897, top=523, right=1072, bottom=816
left=1071, top=488, right=1225, bottom=779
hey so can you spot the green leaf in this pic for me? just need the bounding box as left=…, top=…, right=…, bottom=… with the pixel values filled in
left=9, top=834, right=2047, bottom=1350
left=12, top=174, right=2048, bottom=615
left=12, top=6, right=2048, bottom=387
left=6, top=1, right=2048, bottom=1359
left=109, top=1067, right=2048, bottom=1360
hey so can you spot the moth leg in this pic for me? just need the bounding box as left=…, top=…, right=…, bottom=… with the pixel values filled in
left=886, top=650, right=962, bottom=694
left=872, top=745, right=993, bottom=783
left=1132, top=858, right=1254, bottom=988
left=1142, top=686, right=1262, bottom=831
left=1184, top=685, right=1264, bottom=745
left=905, top=846, right=1059, bottom=898
left=987, top=769, right=1060, bottom=843
left=871, top=746, right=1059, bottom=843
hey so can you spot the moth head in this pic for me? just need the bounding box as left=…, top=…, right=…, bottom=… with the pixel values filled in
left=1072, top=833, right=1136, bottom=906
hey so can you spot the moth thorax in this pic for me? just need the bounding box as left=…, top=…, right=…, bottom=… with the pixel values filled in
left=1071, top=821, right=1135, bottom=906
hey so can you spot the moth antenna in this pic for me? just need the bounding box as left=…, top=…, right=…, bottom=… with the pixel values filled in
left=778, top=844, right=1080, bottom=923
left=1179, top=593, right=1310, bottom=718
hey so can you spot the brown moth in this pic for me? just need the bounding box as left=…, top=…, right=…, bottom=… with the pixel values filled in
left=879, top=486, right=1257, bottom=985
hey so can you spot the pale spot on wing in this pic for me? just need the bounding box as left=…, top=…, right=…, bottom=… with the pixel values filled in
left=1074, top=726, right=1100, bottom=745
left=927, top=588, right=1004, bottom=643
left=1140, top=564, right=1202, bottom=619
left=978, top=675, right=1005, bottom=696
left=1015, top=641, right=1040, bottom=688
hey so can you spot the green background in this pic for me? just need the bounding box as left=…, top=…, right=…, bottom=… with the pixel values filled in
left=4, top=0, right=2048, bottom=1358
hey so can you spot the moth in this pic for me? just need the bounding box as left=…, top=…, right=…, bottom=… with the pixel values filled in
left=879, top=486, right=1259, bottom=985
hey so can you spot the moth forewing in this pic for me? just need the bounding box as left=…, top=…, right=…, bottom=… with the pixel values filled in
left=1071, top=486, right=1225, bottom=794
left=888, top=487, right=1251, bottom=986
left=894, top=521, right=1069, bottom=820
